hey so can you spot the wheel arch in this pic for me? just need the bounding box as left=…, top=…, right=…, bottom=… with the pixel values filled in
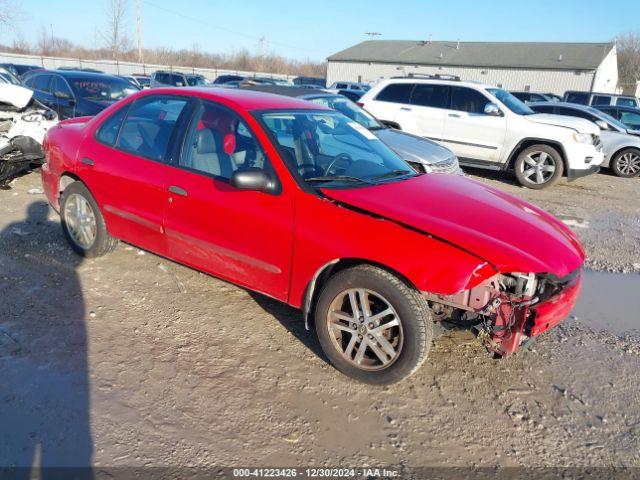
left=506, top=138, right=568, bottom=176
left=610, top=145, right=640, bottom=167
left=301, top=257, right=421, bottom=330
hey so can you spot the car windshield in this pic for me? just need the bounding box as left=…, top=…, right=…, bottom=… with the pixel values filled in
left=307, top=95, right=381, bottom=130
left=259, top=110, right=417, bottom=187
left=487, top=88, right=535, bottom=115
left=186, top=76, right=206, bottom=86
left=135, top=77, right=150, bottom=87
left=69, top=77, right=139, bottom=101
left=585, top=106, right=629, bottom=131
left=0, top=71, right=21, bottom=85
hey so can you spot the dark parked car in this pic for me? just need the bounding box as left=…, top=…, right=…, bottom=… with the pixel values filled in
left=213, top=74, right=245, bottom=85
left=22, top=70, right=139, bottom=119
left=510, top=91, right=559, bottom=103
left=563, top=90, right=639, bottom=108
left=292, top=76, right=325, bottom=88
left=594, top=105, right=640, bottom=132
left=185, top=74, right=206, bottom=86
left=0, top=63, right=41, bottom=78
left=57, top=66, right=105, bottom=74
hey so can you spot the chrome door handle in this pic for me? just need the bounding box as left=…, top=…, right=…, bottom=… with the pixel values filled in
left=448, top=113, right=461, bottom=118
left=169, top=185, right=188, bottom=197
left=400, top=107, right=412, bottom=111
left=80, top=157, right=94, bottom=166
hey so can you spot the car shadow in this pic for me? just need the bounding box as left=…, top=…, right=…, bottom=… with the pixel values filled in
left=462, top=166, right=520, bottom=186
left=248, top=291, right=328, bottom=363
left=0, top=201, right=93, bottom=479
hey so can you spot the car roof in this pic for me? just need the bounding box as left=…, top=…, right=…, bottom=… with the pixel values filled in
left=599, top=104, right=640, bottom=111
left=381, top=77, right=492, bottom=89
left=135, top=86, right=330, bottom=111
left=565, top=90, right=634, bottom=98
left=34, top=69, right=124, bottom=80
left=529, top=101, right=608, bottom=115
left=240, top=85, right=334, bottom=99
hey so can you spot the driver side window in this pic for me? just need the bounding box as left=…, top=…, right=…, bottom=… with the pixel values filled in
left=450, top=87, right=490, bottom=114
left=180, top=101, right=269, bottom=180
left=51, top=76, right=73, bottom=99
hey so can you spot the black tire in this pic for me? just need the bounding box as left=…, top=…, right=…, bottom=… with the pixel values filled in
left=610, top=148, right=640, bottom=178
left=514, top=145, right=564, bottom=189
left=314, top=265, right=433, bottom=385
left=60, top=181, right=118, bottom=258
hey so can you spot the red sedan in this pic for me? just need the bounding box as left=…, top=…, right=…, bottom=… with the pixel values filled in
left=41, top=87, right=584, bottom=384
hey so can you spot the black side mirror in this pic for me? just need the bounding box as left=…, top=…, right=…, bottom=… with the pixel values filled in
left=230, top=169, right=280, bottom=194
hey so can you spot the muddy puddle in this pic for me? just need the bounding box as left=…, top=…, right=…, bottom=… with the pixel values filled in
left=571, top=270, right=640, bottom=335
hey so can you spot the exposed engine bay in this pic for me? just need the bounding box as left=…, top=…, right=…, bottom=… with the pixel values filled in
left=0, top=84, right=58, bottom=187
left=425, top=268, right=582, bottom=356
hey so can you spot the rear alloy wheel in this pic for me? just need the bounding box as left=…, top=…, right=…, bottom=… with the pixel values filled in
left=60, top=181, right=118, bottom=257
left=611, top=148, right=640, bottom=178
left=514, top=145, right=564, bottom=189
left=314, top=265, right=433, bottom=384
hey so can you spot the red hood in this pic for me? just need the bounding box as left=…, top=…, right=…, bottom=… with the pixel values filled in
left=321, top=174, right=584, bottom=277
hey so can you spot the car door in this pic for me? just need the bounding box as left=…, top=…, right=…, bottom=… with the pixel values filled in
left=49, top=75, right=77, bottom=119
left=394, top=83, right=449, bottom=141
left=163, top=99, right=294, bottom=300
left=441, top=86, right=507, bottom=164
left=78, top=94, right=192, bottom=255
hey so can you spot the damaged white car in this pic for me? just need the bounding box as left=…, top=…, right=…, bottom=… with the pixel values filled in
left=0, top=84, right=58, bottom=186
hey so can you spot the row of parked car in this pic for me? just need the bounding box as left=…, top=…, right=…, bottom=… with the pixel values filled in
left=3, top=58, right=640, bottom=188
left=355, top=74, right=640, bottom=186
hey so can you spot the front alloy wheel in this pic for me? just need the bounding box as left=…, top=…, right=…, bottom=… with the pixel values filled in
left=315, top=265, right=433, bottom=384
left=611, top=149, right=640, bottom=178
left=514, top=145, right=563, bottom=189
left=327, top=288, right=403, bottom=370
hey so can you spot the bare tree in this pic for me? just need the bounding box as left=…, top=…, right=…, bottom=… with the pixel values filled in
left=0, top=0, right=21, bottom=33
left=102, top=0, right=130, bottom=60
left=617, top=31, right=640, bottom=94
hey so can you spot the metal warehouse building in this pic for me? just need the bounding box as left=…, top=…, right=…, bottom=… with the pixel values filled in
left=327, top=40, right=618, bottom=95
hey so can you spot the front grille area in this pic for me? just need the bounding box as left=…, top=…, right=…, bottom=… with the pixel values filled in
left=592, top=134, right=603, bottom=152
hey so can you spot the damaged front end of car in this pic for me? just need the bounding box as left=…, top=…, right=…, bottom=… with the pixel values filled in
left=424, top=268, right=582, bottom=356
left=0, top=84, right=58, bottom=187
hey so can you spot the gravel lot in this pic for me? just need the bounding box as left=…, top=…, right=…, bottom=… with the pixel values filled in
left=0, top=170, right=639, bottom=475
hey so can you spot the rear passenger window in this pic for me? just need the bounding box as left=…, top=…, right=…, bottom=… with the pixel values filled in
left=565, top=92, right=589, bottom=104
left=450, top=87, right=490, bottom=114
left=117, top=96, right=189, bottom=161
left=171, top=74, right=185, bottom=86
left=592, top=95, right=611, bottom=105
left=616, top=97, right=637, bottom=107
left=410, top=84, right=449, bottom=108
left=96, top=105, right=130, bottom=146
left=32, top=75, right=51, bottom=92
left=375, top=83, right=414, bottom=104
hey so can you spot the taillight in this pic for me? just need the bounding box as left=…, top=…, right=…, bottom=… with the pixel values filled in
left=356, top=102, right=364, bottom=107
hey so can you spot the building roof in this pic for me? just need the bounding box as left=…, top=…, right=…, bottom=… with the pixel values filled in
left=328, top=41, right=614, bottom=71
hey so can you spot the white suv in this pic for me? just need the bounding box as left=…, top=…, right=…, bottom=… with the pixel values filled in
left=359, top=77, right=604, bottom=188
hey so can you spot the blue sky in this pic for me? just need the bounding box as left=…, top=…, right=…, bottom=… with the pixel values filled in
left=4, top=0, right=640, bottom=61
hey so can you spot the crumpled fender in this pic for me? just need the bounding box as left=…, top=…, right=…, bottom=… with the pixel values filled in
left=289, top=192, right=499, bottom=310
